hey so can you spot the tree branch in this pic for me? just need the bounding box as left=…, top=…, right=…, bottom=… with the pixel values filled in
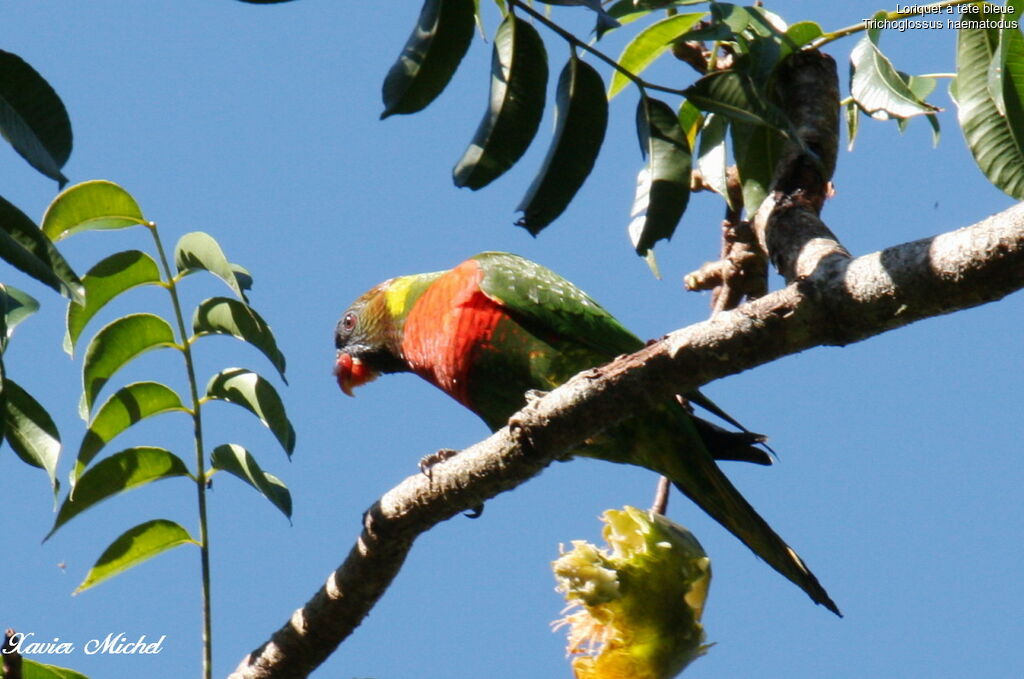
left=689, top=50, right=842, bottom=304
left=230, top=200, right=1024, bottom=679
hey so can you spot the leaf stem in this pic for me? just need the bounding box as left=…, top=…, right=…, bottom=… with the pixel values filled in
left=811, top=0, right=977, bottom=49
left=148, top=223, right=213, bottom=679
left=508, top=0, right=688, bottom=97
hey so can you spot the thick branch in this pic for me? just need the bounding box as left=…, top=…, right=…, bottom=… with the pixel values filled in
left=691, top=50, right=842, bottom=301
left=231, top=201, right=1024, bottom=679
left=751, top=50, right=846, bottom=282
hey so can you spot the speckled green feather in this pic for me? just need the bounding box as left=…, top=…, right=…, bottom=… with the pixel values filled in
left=474, top=252, right=642, bottom=356
left=472, top=252, right=750, bottom=432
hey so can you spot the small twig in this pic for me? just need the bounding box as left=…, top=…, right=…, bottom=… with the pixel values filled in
left=811, top=0, right=975, bottom=49
left=686, top=167, right=769, bottom=309
left=671, top=39, right=709, bottom=75
left=508, top=0, right=689, bottom=97
left=650, top=476, right=671, bottom=515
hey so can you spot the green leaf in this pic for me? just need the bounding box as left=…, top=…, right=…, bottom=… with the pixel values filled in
left=896, top=73, right=941, bottom=145
left=21, top=659, right=92, bottom=679
left=0, top=195, right=84, bottom=302
left=65, top=250, right=163, bottom=355
left=696, top=113, right=730, bottom=206
left=47, top=447, right=190, bottom=539
left=74, top=519, right=195, bottom=594
left=0, top=295, right=6, bottom=354
left=988, top=32, right=1009, bottom=116
left=174, top=231, right=249, bottom=301
left=81, top=314, right=177, bottom=418
left=0, top=284, right=39, bottom=343
left=4, top=378, right=60, bottom=495
left=845, top=99, right=860, bottom=152
left=192, top=296, right=287, bottom=381
left=211, top=443, right=292, bottom=520
left=205, top=368, right=295, bottom=456
left=516, top=55, right=608, bottom=233
left=607, top=0, right=707, bottom=22
left=715, top=3, right=787, bottom=42
left=710, top=2, right=753, bottom=35
left=784, top=21, right=823, bottom=52
left=381, top=0, right=476, bottom=118
left=684, top=69, right=787, bottom=130
left=629, top=96, right=691, bottom=256
left=987, top=1, right=1024, bottom=116
left=74, top=382, right=186, bottom=486
left=608, top=13, right=706, bottom=98
left=0, top=49, right=72, bottom=186
left=718, top=17, right=819, bottom=84
left=41, top=180, right=148, bottom=241
left=452, top=14, right=548, bottom=190
left=688, top=69, right=791, bottom=215
left=903, top=72, right=937, bottom=104
left=953, top=6, right=1024, bottom=198
left=677, top=99, right=703, bottom=149
left=849, top=20, right=940, bottom=121
left=728, top=5, right=797, bottom=83
left=231, top=262, right=254, bottom=294
left=0, top=354, right=5, bottom=438
left=730, top=118, right=784, bottom=213
left=604, top=0, right=657, bottom=27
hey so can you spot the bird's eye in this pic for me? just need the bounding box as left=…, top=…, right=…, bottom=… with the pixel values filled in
left=342, top=312, right=357, bottom=332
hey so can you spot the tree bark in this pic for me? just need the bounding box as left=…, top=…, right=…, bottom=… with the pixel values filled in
left=230, top=200, right=1024, bottom=679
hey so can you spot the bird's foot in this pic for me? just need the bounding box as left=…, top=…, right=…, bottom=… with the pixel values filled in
left=419, top=448, right=460, bottom=479
left=524, top=389, right=548, bottom=406
left=417, top=449, right=484, bottom=517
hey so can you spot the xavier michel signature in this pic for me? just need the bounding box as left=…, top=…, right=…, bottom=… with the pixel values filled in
left=3, top=631, right=166, bottom=656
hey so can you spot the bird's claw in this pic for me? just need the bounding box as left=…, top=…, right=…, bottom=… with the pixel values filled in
left=417, top=449, right=483, bottom=517
left=419, top=448, right=460, bottom=479
left=524, top=389, right=548, bottom=405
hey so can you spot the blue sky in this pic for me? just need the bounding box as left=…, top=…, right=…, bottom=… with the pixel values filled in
left=2, top=1, right=1022, bottom=678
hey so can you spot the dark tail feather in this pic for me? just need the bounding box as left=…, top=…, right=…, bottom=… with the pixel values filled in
left=666, top=455, right=841, bottom=616
left=658, top=412, right=840, bottom=615
left=591, top=402, right=836, bottom=613
left=685, top=391, right=777, bottom=456
left=692, top=416, right=773, bottom=466
left=686, top=390, right=755, bottom=433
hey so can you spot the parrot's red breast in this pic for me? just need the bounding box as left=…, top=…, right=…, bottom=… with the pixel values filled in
left=401, top=259, right=506, bottom=408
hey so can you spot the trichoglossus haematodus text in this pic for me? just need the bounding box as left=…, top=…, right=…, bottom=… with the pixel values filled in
left=334, top=251, right=839, bottom=615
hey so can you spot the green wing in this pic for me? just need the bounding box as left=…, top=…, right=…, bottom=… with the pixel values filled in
left=472, top=251, right=643, bottom=358
left=472, top=251, right=760, bottom=436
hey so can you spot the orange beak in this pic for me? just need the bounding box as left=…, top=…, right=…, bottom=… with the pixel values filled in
left=335, top=352, right=376, bottom=397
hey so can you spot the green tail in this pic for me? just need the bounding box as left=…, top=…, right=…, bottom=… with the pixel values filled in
left=578, top=405, right=841, bottom=616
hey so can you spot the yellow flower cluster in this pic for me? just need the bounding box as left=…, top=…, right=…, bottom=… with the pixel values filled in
left=553, top=507, right=712, bottom=679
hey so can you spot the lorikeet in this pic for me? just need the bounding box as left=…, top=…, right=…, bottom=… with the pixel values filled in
left=335, top=251, right=839, bottom=615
